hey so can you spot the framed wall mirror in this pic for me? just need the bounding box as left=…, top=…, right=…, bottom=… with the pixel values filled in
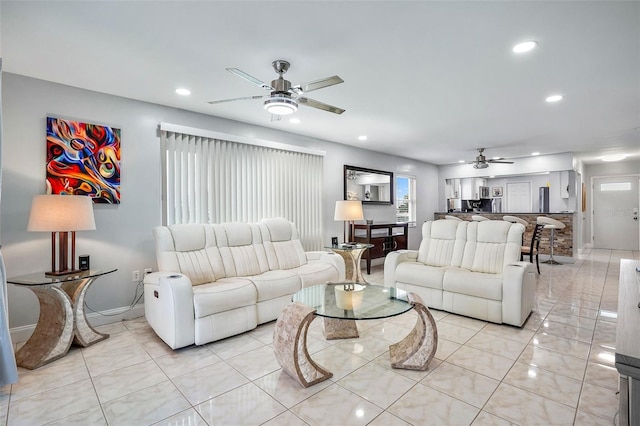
left=344, top=165, right=394, bottom=205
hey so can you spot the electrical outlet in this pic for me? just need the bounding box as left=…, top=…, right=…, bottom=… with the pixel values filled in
left=132, top=270, right=140, bottom=282
left=144, top=268, right=152, bottom=276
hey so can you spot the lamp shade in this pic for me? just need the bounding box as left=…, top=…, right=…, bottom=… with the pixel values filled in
left=334, top=200, right=364, bottom=221
left=27, top=195, right=96, bottom=232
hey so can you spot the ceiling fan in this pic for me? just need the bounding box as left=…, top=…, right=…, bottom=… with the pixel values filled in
left=468, top=148, right=514, bottom=169
left=208, top=60, right=345, bottom=119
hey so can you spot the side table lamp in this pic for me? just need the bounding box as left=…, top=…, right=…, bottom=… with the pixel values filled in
left=334, top=200, right=364, bottom=243
left=27, top=194, right=96, bottom=275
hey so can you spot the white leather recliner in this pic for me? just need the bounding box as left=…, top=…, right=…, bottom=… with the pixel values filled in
left=385, top=219, right=535, bottom=327
left=144, top=218, right=344, bottom=349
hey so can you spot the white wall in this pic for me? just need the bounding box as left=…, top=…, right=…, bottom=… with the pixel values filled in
left=1, top=73, right=439, bottom=329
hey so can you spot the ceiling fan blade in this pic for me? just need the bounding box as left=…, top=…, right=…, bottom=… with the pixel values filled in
left=291, top=76, right=344, bottom=94
left=226, top=68, right=274, bottom=91
left=207, top=95, right=267, bottom=105
left=488, top=160, right=514, bottom=164
left=298, top=97, right=345, bottom=114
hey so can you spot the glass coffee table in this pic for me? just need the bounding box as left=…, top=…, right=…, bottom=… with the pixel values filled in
left=273, top=283, right=438, bottom=387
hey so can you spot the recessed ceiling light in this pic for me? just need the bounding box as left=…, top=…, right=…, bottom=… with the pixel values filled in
left=289, top=118, right=301, bottom=124
left=358, top=135, right=367, bottom=141
left=513, top=41, right=538, bottom=53
left=175, top=88, right=191, bottom=96
left=458, top=160, right=465, bottom=163
left=531, top=152, right=540, bottom=156
left=601, top=154, right=627, bottom=162
left=545, top=94, right=563, bottom=103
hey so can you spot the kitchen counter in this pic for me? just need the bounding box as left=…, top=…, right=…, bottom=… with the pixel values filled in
left=434, top=212, right=574, bottom=259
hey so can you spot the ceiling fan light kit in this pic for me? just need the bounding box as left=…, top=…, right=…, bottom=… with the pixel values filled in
left=264, top=96, right=298, bottom=115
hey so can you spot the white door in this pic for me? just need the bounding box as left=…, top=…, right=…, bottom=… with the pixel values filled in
left=593, top=176, right=639, bottom=250
left=507, top=182, right=532, bottom=213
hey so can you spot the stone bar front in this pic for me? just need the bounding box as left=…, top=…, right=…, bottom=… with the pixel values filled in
left=434, top=212, right=574, bottom=260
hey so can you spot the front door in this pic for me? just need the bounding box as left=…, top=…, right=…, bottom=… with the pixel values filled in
left=592, top=176, right=639, bottom=250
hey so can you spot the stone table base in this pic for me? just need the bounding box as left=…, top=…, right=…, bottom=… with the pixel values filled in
left=390, top=292, right=438, bottom=370
left=14, top=275, right=110, bottom=369
left=322, top=317, right=359, bottom=340
left=273, top=302, right=332, bottom=388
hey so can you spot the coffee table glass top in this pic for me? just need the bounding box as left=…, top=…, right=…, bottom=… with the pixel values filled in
left=292, top=283, right=412, bottom=320
left=324, top=243, right=374, bottom=251
left=7, top=268, right=118, bottom=286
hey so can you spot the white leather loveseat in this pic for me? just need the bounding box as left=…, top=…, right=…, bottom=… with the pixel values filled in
left=144, top=218, right=344, bottom=349
left=384, top=219, right=535, bottom=327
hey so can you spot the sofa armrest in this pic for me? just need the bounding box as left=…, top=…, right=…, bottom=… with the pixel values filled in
left=502, top=262, right=536, bottom=327
left=384, top=250, right=418, bottom=287
left=143, top=272, right=196, bottom=349
left=305, top=251, right=346, bottom=281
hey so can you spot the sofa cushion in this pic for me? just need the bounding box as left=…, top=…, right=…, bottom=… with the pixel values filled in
left=154, top=225, right=226, bottom=284
left=167, top=224, right=208, bottom=252
left=443, top=268, right=503, bottom=301
left=246, top=270, right=301, bottom=302
left=417, top=220, right=466, bottom=267
left=174, top=248, right=221, bottom=285
left=295, top=262, right=338, bottom=287
left=260, top=218, right=308, bottom=270
left=260, top=217, right=297, bottom=242
left=461, top=221, right=522, bottom=274
left=395, top=262, right=447, bottom=290
left=213, top=222, right=270, bottom=277
left=192, top=278, right=257, bottom=319
left=264, top=240, right=307, bottom=270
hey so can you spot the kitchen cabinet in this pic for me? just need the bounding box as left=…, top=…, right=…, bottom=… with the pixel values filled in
left=560, top=171, right=570, bottom=199
left=446, top=178, right=460, bottom=199
left=350, top=223, right=408, bottom=274
left=460, top=178, right=487, bottom=200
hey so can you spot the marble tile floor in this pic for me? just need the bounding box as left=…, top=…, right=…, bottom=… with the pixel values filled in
left=1, top=248, right=637, bottom=425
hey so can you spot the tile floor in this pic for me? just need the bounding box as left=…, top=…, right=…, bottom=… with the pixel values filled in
left=1, top=248, right=637, bottom=425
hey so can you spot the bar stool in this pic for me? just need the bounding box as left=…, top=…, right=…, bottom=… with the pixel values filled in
left=536, top=216, right=566, bottom=265
left=503, top=215, right=528, bottom=246
left=502, top=215, right=527, bottom=227
left=471, top=215, right=489, bottom=222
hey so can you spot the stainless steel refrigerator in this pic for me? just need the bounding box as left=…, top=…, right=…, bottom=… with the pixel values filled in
left=539, top=187, right=550, bottom=213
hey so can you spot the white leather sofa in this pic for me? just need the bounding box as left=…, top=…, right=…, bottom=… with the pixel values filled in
left=144, top=218, right=344, bottom=349
left=384, top=219, right=535, bottom=327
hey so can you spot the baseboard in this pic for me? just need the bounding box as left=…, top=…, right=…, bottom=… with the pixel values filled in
left=10, top=303, right=145, bottom=344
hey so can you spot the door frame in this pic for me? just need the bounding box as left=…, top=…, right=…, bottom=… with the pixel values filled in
left=590, top=174, right=640, bottom=250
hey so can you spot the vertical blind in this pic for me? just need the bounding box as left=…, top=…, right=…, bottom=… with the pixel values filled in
left=161, top=128, right=324, bottom=250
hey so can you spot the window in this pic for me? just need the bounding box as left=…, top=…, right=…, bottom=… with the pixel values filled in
left=396, top=175, right=416, bottom=225
left=600, top=182, right=631, bottom=191
left=160, top=123, right=325, bottom=250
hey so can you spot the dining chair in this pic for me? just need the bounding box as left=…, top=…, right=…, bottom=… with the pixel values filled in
left=521, top=223, right=545, bottom=274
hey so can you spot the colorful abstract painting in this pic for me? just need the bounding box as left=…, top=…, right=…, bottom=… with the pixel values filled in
left=46, top=117, right=121, bottom=204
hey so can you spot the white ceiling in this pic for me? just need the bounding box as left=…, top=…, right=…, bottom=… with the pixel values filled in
left=2, top=1, right=639, bottom=166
